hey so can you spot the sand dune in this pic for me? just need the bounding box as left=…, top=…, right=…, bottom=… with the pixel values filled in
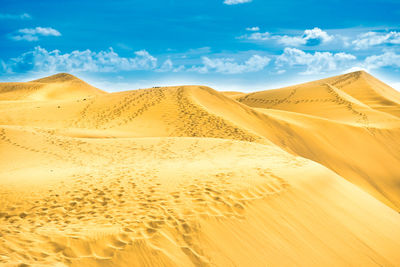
left=234, top=71, right=400, bottom=211
left=0, top=85, right=269, bottom=142
left=1, top=71, right=400, bottom=266
left=235, top=71, right=400, bottom=128
left=0, top=73, right=105, bottom=101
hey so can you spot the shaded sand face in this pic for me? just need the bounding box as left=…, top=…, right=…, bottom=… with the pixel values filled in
left=0, top=71, right=400, bottom=266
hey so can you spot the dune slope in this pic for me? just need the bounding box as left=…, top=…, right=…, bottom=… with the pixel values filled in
left=233, top=71, right=400, bottom=211
left=252, top=108, right=400, bottom=211
left=0, top=126, right=399, bottom=266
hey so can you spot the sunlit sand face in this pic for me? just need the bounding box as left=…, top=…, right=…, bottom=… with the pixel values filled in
left=0, top=71, right=400, bottom=266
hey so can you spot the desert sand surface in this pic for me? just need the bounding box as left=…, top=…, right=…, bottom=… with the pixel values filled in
left=0, top=71, right=400, bottom=266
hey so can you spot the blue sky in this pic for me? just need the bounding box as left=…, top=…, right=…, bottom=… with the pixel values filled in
left=0, top=0, right=399, bottom=92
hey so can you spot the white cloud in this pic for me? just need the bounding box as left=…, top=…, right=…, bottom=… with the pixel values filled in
left=10, top=27, right=61, bottom=42
left=276, top=28, right=334, bottom=46
left=275, top=35, right=305, bottom=46
left=276, top=69, right=286, bottom=74
left=2, top=46, right=158, bottom=73
left=352, top=31, right=400, bottom=49
left=364, top=51, right=400, bottom=69
left=11, top=34, right=39, bottom=42
left=0, top=60, right=11, bottom=74
left=276, top=47, right=356, bottom=74
left=224, top=0, right=252, bottom=5
left=302, top=27, right=334, bottom=44
left=0, top=13, right=31, bottom=20
left=242, top=27, right=334, bottom=47
left=247, top=32, right=270, bottom=41
left=157, top=59, right=173, bottom=72
left=156, top=59, right=185, bottom=72
left=19, top=27, right=60, bottom=36
left=246, top=26, right=260, bottom=31
left=191, top=55, right=270, bottom=74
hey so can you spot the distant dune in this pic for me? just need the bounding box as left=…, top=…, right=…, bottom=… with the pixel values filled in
left=235, top=71, right=400, bottom=127
left=0, top=73, right=105, bottom=101
left=0, top=71, right=399, bottom=266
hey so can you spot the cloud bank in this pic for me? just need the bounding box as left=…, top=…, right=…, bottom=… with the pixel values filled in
left=276, top=48, right=356, bottom=74
left=364, top=51, right=400, bottom=69
left=2, top=47, right=157, bottom=73
left=352, top=31, right=400, bottom=49
left=1, top=41, right=399, bottom=77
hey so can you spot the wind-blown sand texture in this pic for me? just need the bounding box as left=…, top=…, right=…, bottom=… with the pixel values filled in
left=0, top=71, right=399, bottom=266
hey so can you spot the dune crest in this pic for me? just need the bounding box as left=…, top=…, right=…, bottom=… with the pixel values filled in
left=325, top=71, right=400, bottom=118
left=31, top=73, right=81, bottom=83
left=0, top=72, right=400, bottom=266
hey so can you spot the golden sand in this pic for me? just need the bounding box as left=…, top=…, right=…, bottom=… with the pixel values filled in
left=0, top=71, right=399, bottom=266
